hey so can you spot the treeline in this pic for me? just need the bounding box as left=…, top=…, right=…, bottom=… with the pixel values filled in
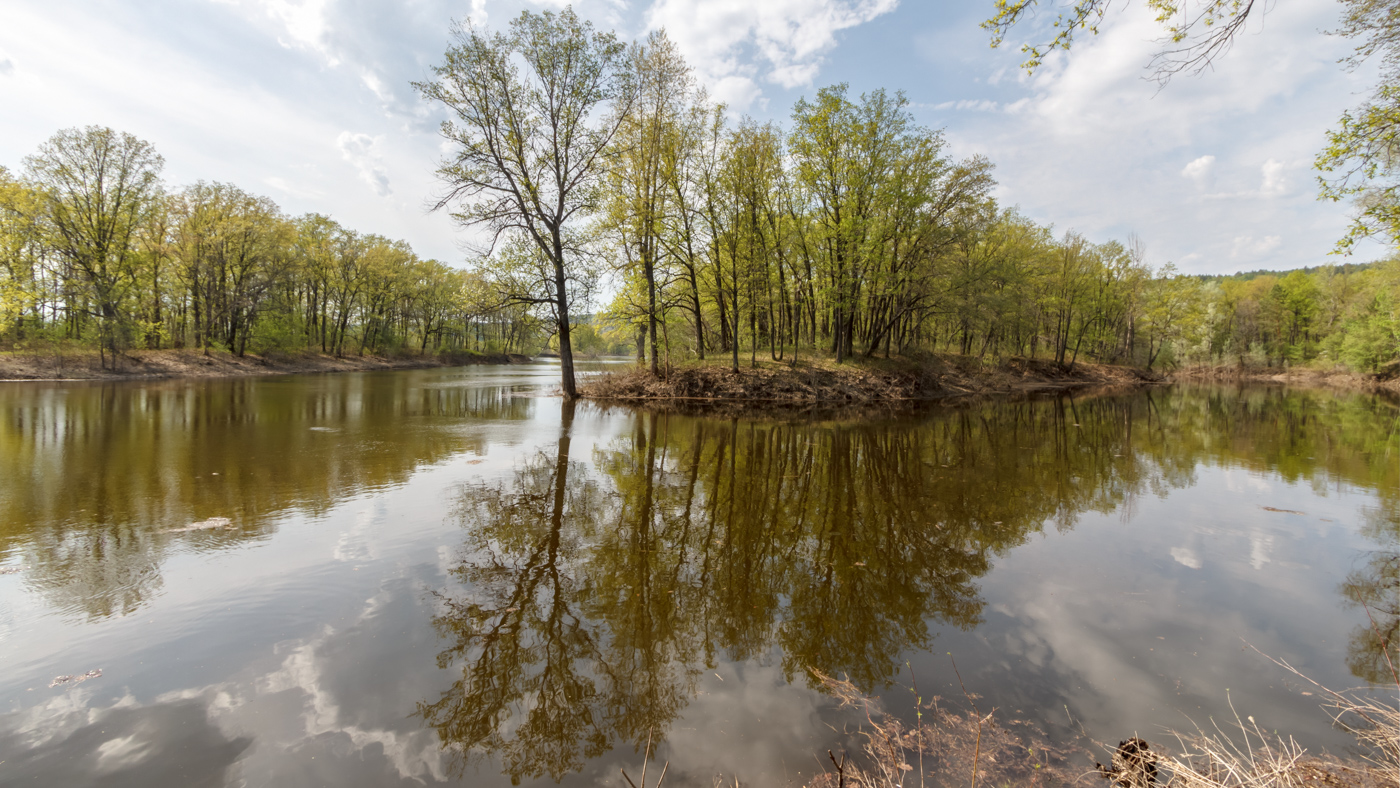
left=592, top=44, right=1173, bottom=372
left=1161, top=262, right=1400, bottom=371
left=13, top=10, right=1398, bottom=378
left=591, top=40, right=1400, bottom=374
left=421, top=9, right=1400, bottom=390
left=0, top=128, right=547, bottom=365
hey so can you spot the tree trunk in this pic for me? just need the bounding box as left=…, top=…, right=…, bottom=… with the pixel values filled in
left=552, top=240, right=578, bottom=400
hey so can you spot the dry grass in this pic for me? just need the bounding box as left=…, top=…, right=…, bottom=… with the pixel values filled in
left=1144, top=691, right=1396, bottom=788
left=1128, top=644, right=1399, bottom=788
left=801, top=657, right=1400, bottom=788
left=804, top=669, right=1086, bottom=788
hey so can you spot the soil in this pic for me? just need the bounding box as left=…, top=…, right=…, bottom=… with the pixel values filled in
left=578, top=355, right=1163, bottom=412
left=0, top=348, right=532, bottom=382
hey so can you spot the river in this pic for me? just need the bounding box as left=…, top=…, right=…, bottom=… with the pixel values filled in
left=0, top=363, right=1396, bottom=786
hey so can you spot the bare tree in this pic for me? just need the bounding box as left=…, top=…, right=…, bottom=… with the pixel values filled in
left=414, top=7, right=634, bottom=398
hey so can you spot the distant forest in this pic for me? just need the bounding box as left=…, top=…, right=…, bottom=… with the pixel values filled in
left=2, top=13, right=1399, bottom=376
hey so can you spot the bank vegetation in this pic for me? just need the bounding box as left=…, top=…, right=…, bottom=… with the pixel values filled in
left=8, top=8, right=1400, bottom=395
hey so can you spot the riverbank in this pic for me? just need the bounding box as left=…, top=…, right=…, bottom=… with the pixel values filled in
left=578, top=355, right=1162, bottom=408
left=1171, top=363, right=1400, bottom=392
left=0, top=348, right=532, bottom=382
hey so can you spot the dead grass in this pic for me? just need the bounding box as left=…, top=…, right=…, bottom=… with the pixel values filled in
left=579, top=355, right=1159, bottom=410
left=804, top=669, right=1086, bottom=788
left=803, top=655, right=1400, bottom=788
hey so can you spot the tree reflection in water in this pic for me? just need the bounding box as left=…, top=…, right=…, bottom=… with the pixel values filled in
left=422, top=395, right=1166, bottom=782
left=0, top=375, right=531, bottom=620
left=6, top=378, right=1399, bottom=782
left=1342, top=489, right=1400, bottom=684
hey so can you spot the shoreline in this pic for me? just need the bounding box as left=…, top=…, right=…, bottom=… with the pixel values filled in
left=577, top=356, right=1165, bottom=411
left=1170, top=363, right=1400, bottom=392
left=0, top=348, right=533, bottom=383
left=4, top=350, right=1397, bottom=400
left=577, top=357, right=1400, bottom=411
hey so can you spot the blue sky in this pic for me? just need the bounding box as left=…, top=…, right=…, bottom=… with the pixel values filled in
left=0, top=0, right=1384, bottom=273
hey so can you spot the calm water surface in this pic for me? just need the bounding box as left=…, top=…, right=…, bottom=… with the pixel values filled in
left=0, top=364, right=1397, bottom=786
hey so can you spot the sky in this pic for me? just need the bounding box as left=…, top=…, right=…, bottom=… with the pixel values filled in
left=0, top=0, right=1385, bottom=274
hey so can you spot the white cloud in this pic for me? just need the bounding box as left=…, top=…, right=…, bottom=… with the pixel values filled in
left=466, top=0, right=488, bottom=25
left=1181, top=155, right=1215, bottom=188
left=264, top=175, right=323, bottom=200
left=214, top=0, right=339, bottom=65
left=929, top=98, right=1002, bottom=112
left=1231, top=235, right=1283, bottom=259
left=938, top=0, right=1379, bottom=273
left=1198, top=159, right=1293, bottom=201
left=1260, top=158, right=1287, bottom=196
left=0, top=58, right=14, bottom=77
left=336, top=131, right=391, bottom=196
left=645, top=0, right=899, bottom=107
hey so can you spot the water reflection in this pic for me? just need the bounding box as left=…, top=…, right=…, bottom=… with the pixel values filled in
left=1342, top=486, right=1400, bottom=683
left=425, top=393, right=1223, bottom=782
left=4, top=375, right=1400, bottom=786
left=0, top=372, right=533, bottom=620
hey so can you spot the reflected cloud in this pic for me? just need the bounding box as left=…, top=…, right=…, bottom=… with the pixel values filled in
left=0, top=373, right=534, bottom=620
left=1171, top=546, right=1202, bottom=570
left=0, top=695, right=251, bottom=788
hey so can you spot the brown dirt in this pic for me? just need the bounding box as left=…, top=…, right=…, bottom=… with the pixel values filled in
left=579, top=355, right=1161, bottom=411
left=0, top=348, right=531, bottom=382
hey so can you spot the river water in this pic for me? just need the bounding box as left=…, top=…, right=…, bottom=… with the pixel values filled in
left=0, top=363, right=1396, bottom=787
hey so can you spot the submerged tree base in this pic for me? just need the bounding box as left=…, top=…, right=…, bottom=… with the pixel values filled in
left=0, top=348, right=531, bottom=382
left=579, top=355, right=1162, bottom=408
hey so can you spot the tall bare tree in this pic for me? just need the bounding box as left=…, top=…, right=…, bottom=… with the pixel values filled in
left=415, top=7, right=634, bottom=398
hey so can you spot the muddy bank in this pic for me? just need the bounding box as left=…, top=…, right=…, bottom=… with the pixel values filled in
left=579, top=356, right=1162, bottom=411
left=0, top=348, right=532, bottom=382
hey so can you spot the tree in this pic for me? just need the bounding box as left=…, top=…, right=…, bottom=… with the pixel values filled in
left=984, top=0, right=1265, bottom=81
left=24, top=126, right=164, bottom=365
left=605, top=30, right=694, bottom=376
left=169, top=182, right=287, bottom=355
left=1140, top=264, right=1203, bottom=369
left=414, top=7, right=634, bottom=399
left=789, top=85, right=905, bottom=364
left=0, top=167, right=46, bottom=343
left=1318, top=0, right=1400, bottom=248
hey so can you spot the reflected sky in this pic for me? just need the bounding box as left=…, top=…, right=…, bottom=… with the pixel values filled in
left=0, top=370, right=1397, bottom=786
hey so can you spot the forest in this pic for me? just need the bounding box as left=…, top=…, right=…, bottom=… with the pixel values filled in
left=2, top=9, right=1400, bottom=382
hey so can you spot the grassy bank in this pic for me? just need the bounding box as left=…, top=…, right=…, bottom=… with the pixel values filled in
left=579, top=355, right=1162, bottom=409
left=0, top=348, right=532, bottom=382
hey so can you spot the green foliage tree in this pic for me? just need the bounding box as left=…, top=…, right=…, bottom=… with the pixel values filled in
left=24, top=126, right=165, bottom=365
